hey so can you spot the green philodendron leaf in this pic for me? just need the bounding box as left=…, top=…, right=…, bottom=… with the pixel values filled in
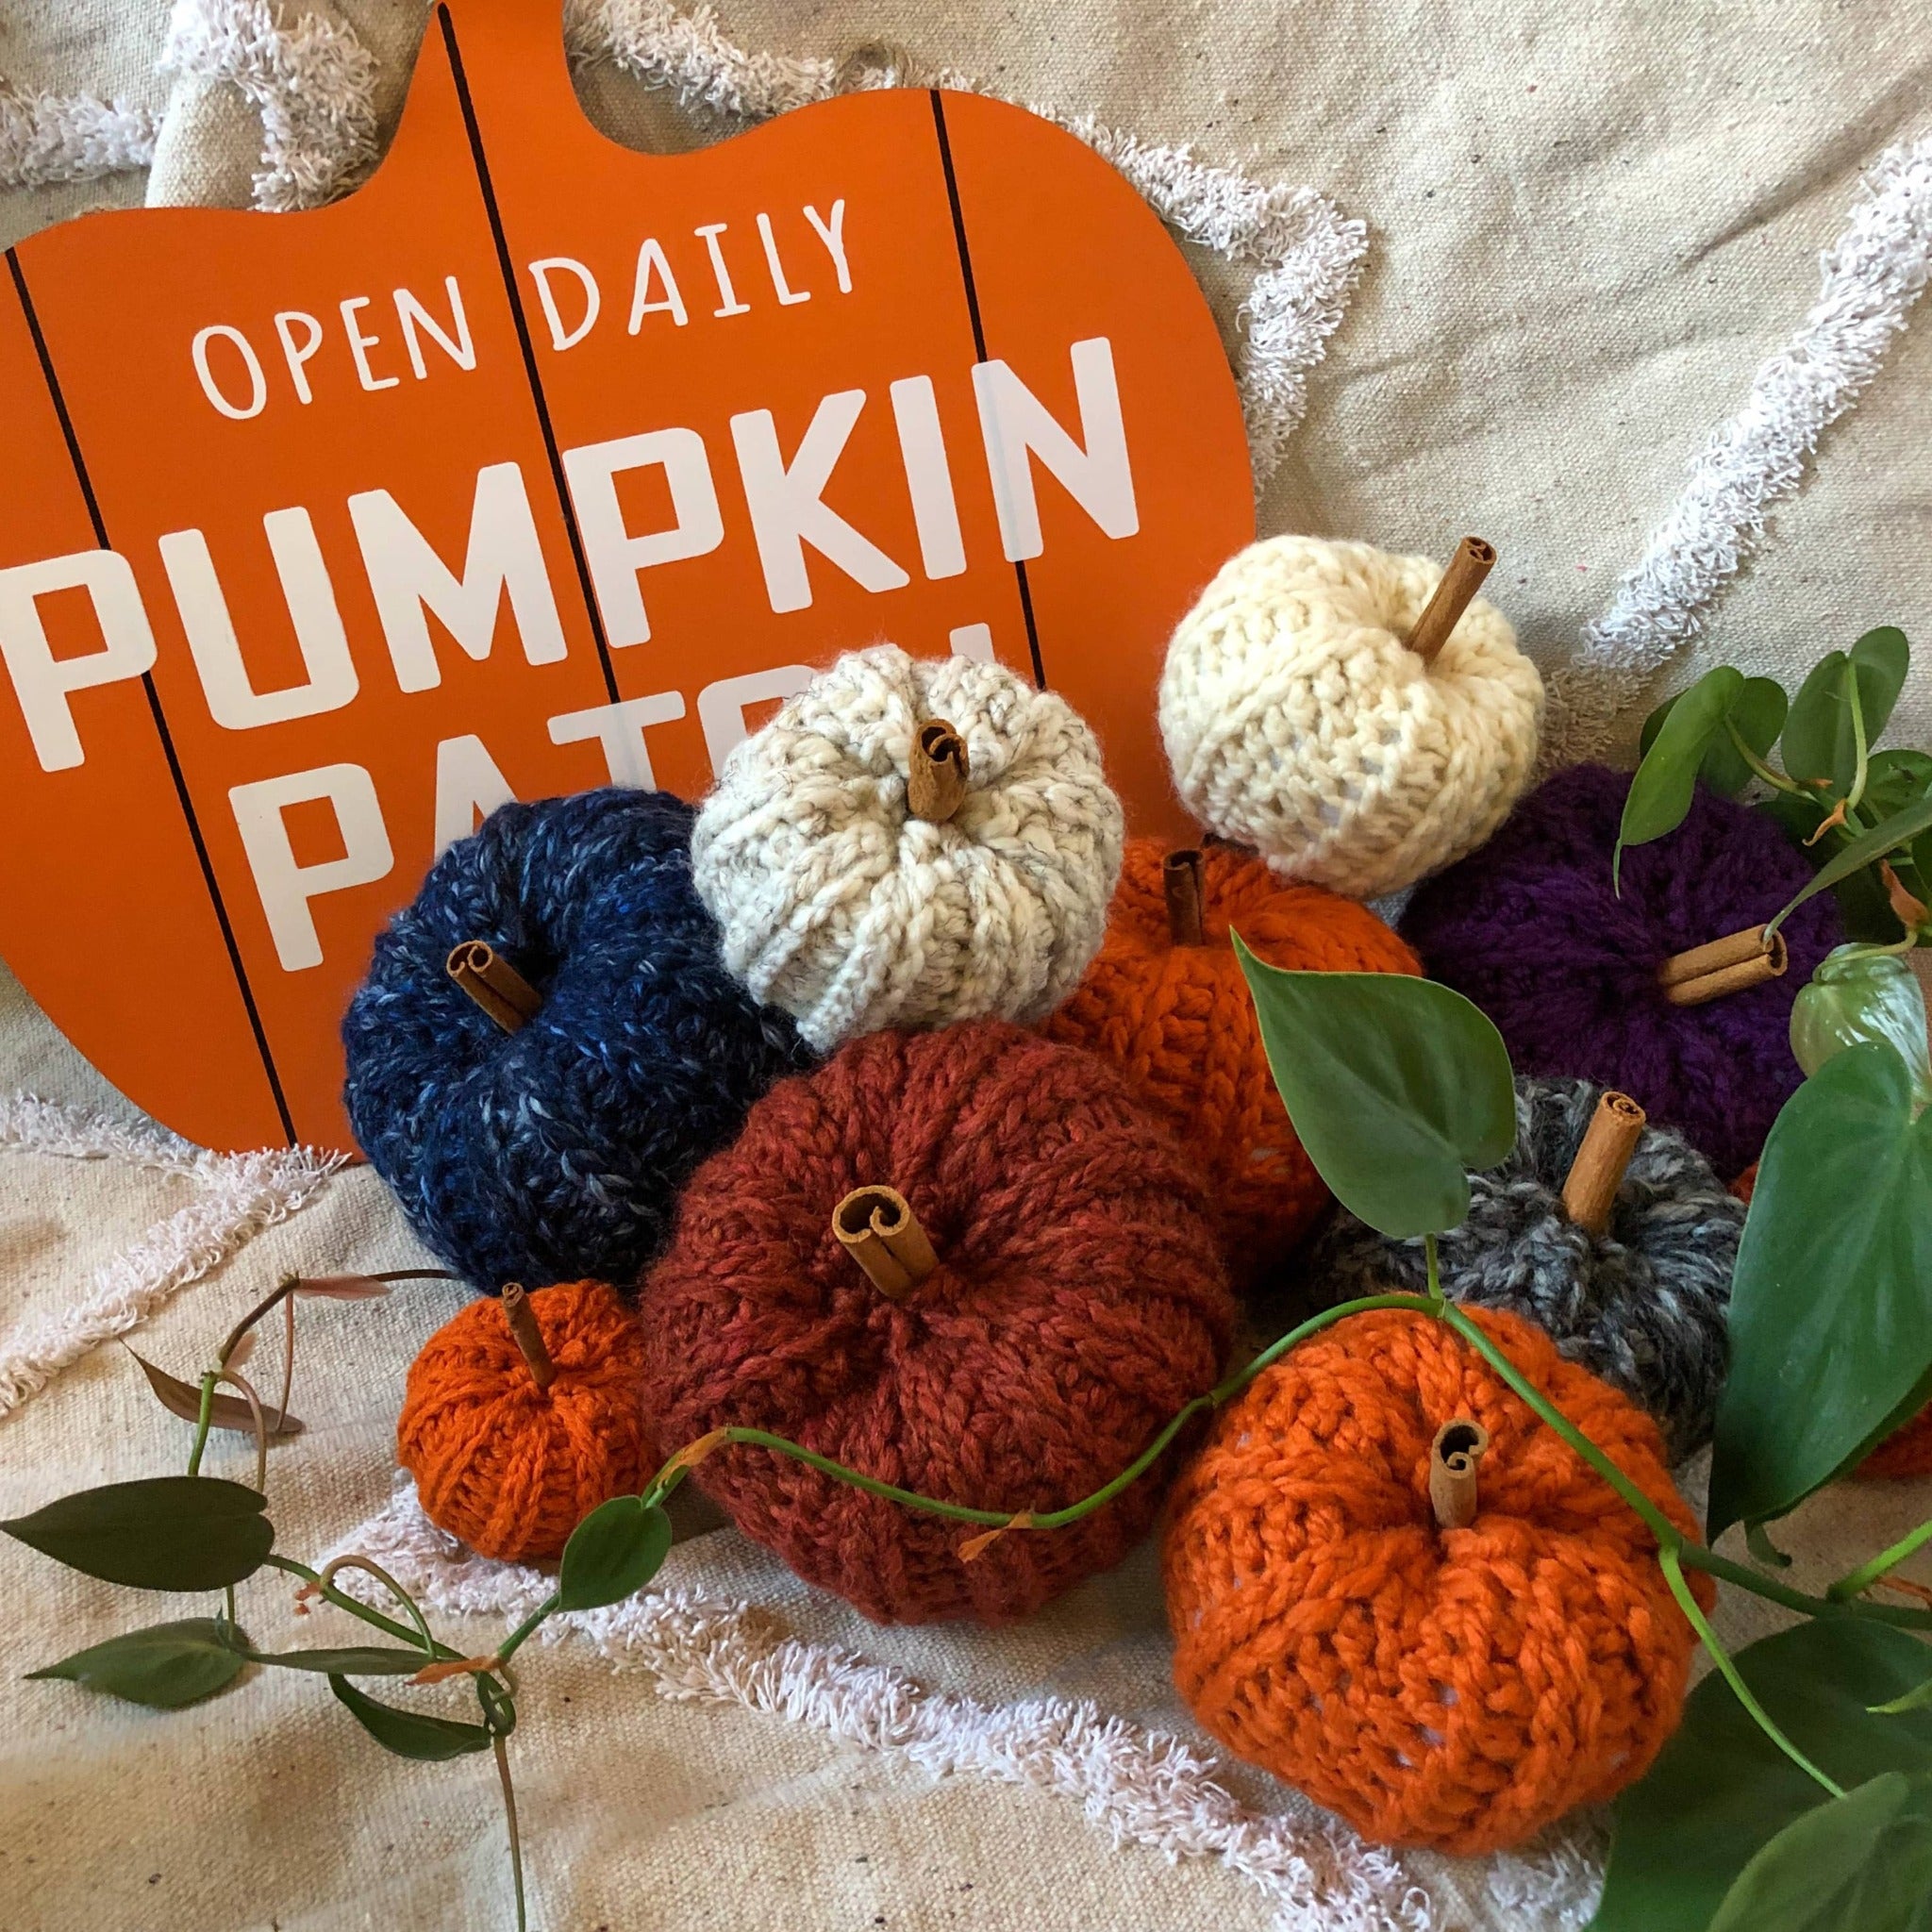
left=1704, top=676, right=1790, bottom=796
left=1767, top=793, right=1932, bottom=942
left=1707, top=1042, right=1932, bottom=1537
left=556, top=1495, right=673, bottom=1612
left=1707, top=1772, right=1932, bottom=1932
left=329, top=1675, right=492, bottom=1761
left=1782, top=629, right=1911, bottom=790
left=25, top=1618, right=247, bottom=1710
left=1591, top=1620, right=1932, bottom=1932
left=243, top=1645, right=432, bottom=1675
left=1616, top=666, right=1746, bottom=886
left=1233, top=945, right=1516, bottom=1238
left=1864, top=747, right=1932, bottom=822
left=1, top=1476, right=272, bottom=1591
left=1874, top=1674, right=1932, bottom=1717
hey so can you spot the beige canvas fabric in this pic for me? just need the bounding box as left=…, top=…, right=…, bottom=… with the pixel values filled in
left=3, top=4, right=1931, bottom=1929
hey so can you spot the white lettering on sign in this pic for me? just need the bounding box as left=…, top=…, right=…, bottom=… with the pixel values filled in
left=529, top=257, right=600, bottom=352
left=626, top=240, right=688, bottom=332
left=548, top=692, right=688, bottom=790
left=433, top=733, right=517, bottom=857
left=192, top=325, right=268, bottom=421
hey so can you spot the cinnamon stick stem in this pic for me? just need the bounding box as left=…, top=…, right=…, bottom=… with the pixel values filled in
left=1430, top=1418, right=1490, bottom=1530
left=446, top=941, right=541, bottom=1033
left=1658, top=926, right=1787, bottom=1007
left=834, top=1186, right=939, bottom=1299
left=1559, top=1090, right=1647, bottom=1236
left=1407, top=537, right=1496, bottom=663
left=1163, top=849, right=1207, bottom=946
left=499, top=1283, right=556, bottom=1391
left=906, top=719, right=970, bottom=824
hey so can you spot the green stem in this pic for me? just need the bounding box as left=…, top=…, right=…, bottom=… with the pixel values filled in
left=1660, top=1545, right=1845, bottom=1798
left=1829, top=1515, right=1932, bottom=1603
left=186, top=1372, right=217, bottom=1476
left=1844, top=668, right=1871, bottom=817
left=1678, top=1546, right=1932, bottom=1632
left=492, top=1735, right=527, bottom=1932
left=494, top=1593, right=561, bottom=1668
left=1424, top=1232, right=1444, bottom=1309
left=262, top=1554, right=466, bottom=1660
left=1724, top=721, right=1804, bottom=796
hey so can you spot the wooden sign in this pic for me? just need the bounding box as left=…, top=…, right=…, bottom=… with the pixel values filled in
left=0, top=0, right=1253, bottom=1153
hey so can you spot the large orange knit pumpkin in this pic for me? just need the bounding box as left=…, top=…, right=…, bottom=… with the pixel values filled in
left=1043, top=840, right=1420, bottom=1280
left=1163, top=1307, right=1709, bottom=1855
left=397, top=1279, right=657, bottom=1563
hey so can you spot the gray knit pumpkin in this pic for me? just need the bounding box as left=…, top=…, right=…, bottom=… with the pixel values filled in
left=1303, top=1075, right=1743, bottom=1461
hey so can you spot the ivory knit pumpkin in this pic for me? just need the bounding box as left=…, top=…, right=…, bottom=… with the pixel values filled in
left=1163, top=1307, right=1707, bottom=1856
left=1042, top=838, right=1421, bottom=1279
left=397, top=1280, right=657, bottom=1564
left=637, top=1021, right=1236, bottom=1624
left=1158, top=536, right=1543, bottom=898
left=691, top=645, right=1124, bottom=1052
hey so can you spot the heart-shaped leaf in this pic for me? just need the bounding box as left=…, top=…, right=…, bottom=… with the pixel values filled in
left=25, top=1618, right=248, bottom=1709
left=1617, top=666, right=1746, bottom=885
left=556, top=1495, right=673, bottom=1612
left=1707, top=1771, right=1932, bottom=1932
left=2, top=1476, right=272, bottom=1591
left=1707, top=1042, right=1932, bottom=1535
left=1782, top=629, right=1911, bottom=790
left=128, top=1351, right=302, bottom=1438
left=1591, top=1619, right=1932, bottom=1932
left=1233, top=946, right=1517, bottom=1238
left=1644, top=675, right=1789, bottom=799
left=1768, top=793, right=1932, bottom=942
left=243, top=1644, right=432, bottom=1675
left=329, top=1674, right=492, bottom=1760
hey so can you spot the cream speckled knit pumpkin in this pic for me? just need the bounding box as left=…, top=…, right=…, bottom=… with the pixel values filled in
left=1158, top=536, right=1544, bottom=898
left=692, top=645, right=1124, bottom=1052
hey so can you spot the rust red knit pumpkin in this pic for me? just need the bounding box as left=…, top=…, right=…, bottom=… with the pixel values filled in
left=1042, top=839, right=1420, bottom=1280
left=397, top=1279, right=657, bottom=1563
left=637, top=1020, right=1237, bottom=1624
left=1163, top=1307, right=1709, bottom=1855
left=1856, top=1402, right=1932, bottom=1481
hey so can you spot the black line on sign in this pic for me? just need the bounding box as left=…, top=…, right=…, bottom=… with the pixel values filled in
left=929, top=90, right=1047, bottom=691
left=7, top=247, right=298, bottom=1146
left=439, top=2, right=621, bottom=704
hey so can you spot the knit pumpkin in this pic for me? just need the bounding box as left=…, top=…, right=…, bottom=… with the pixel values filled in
left=1042, top=838, right=1421, bottom=1280
left=1401, top=763, right=1844, bottom=1177
left=1163, top=1307, right=1707, bottom=1856
left=397, top=1279, right=657, bottom=1564
left=343, top=789, right=812, bottom=1294
left=1856, top=1404, right=1932, bottom=1481
left=638, top=1021, right=1236, bottom=1624
left=691, top=645, right=1124, bottom=1052
left=1302, top=1077, right=1743, bottom=1461
left=1158, top=536, right=1543, bottom=899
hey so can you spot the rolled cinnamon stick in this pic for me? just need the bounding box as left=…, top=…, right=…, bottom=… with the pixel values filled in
left=834, top=1185, right=940, bottom=1299
left=499, top=1283, right=556, bottom=1391
left=907, top=719, right=970, bottom=824
left=446, top=941, right=541, bottom=1033
left=1658, top=925, right=1787, bottom=1007
left=1407, top=537, right=1497, bottom=663
left=1163, top=849, right=1207, bottom=946
left=1429, top=1418, right=1490, bottom=1530
left=1559, top=1090, right=1647, bottom=1236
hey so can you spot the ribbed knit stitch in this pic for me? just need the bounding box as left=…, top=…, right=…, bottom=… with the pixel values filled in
left=691, top=646, right=1124, bottom=1052
left=1158, top=537, right=1543, bottom=899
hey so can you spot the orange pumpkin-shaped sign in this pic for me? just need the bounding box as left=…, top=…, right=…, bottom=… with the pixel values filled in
left=0, top=0, right=1252, bottom=1153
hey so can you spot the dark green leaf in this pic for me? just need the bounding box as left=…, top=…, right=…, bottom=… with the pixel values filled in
left=25, top=1618, right=246, bottom=1709
left=1875, top=1674, right=1932, bottom=1717
left=1707, top=1043, right=1932, bottom=1535
left=2, top=1476, right=272, bottom=1591
left=1782, top=630, right=1910, bottom=791
left=1707, top=1771, right=1932, bottom=1932
left=1617, top=666, right=1746, bottom=885
left=1591, top=1620, right=1932, bottom=1932
left=1864, top=748, right=1932, bottom=822
left=1705, top=678, right=1790, bottom=796
left=1768, top=794, right=1932, bottom=941
left=1233, top=947, right=1517, bottom=1238
left=127, top=1350, right=302, bottom=1439
left=243, top=1645, right=431, bottom=1675
left=557, top=1495, right=673, bottom=1612
left=329, top=1675, right=491, bottom=1761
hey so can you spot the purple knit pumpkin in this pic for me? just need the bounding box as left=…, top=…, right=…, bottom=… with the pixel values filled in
left=1400, top=762, right=1842, bottom=1177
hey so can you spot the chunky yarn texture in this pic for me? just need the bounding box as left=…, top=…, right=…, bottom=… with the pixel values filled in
left=344, top=790, right=811, bottom=1294
left=1304, top=1077, right=1743, bottom=1461
left=691, top=646, right=1124, bottom=1052
left=1401, top=763, right=1843, bottom=1178
left=638, top=1021, right=1236, bottom=1625
left=1163, top=1307, right=1708, bottom=1857
left=1858, top=1403, right=1932, bottom=1481
left=1043, top=839, right=1420, bottom=1281
left=1158, top=537, right=1543, bottom=899
left=397, top=1280, right=656, bottom=1564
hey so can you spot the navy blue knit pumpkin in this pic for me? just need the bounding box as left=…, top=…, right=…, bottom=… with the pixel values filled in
left=343, top=790, right=812, bottom=1294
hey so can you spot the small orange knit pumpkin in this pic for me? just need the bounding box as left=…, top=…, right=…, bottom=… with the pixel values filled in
left=1163, top=1306, right=1710, bottom=1856
left=397, top=1279, right=657, bottom=1563
left=1043, top=839, right=1420, bottom=1279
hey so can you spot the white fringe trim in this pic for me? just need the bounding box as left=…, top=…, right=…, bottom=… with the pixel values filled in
left=1547, top=130, right=1932, bottom=764
left=329, top=1477, right=1435, bottom=1932
left=0, top=1092, right=342, bottom=1415
left=0, top=80, right=157, bottom=189
left=158, top=0, right=380, bottom=212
